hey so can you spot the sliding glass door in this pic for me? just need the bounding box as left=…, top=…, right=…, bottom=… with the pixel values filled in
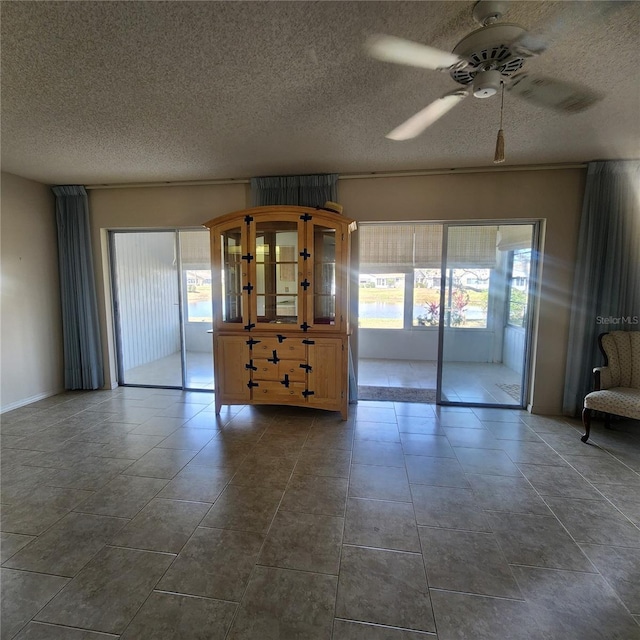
left=111, top=229, right=214, bottom=391
left=437, top=222, right=538, bottom=407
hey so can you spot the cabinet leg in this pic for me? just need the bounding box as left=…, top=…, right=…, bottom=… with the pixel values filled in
left=215, top=395, right=222, bottom=415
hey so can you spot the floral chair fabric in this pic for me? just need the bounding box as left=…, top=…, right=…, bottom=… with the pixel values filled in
left=582, top=331, right=640, bottom=442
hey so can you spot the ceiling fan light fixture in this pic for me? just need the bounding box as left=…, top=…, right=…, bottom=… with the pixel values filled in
left=472, top=70, right=502, bottom=98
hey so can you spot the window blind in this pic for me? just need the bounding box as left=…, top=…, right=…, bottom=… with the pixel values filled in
left=180, top=230, right=211, bottom=269
left=359, top=223, right=497, bottom=269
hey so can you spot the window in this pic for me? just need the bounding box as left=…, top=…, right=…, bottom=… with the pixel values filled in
left=185, top=270, right=213, bottom=322
left=358, top=273, right=405, bottom=329
left=508, top=248, right=532, bottom=327
left=180, top=230, right=213, bottom=323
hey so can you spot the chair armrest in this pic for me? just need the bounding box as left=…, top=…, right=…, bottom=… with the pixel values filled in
left=593, top=366, right=613, bottom=390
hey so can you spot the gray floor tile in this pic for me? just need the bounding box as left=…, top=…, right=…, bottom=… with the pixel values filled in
left=280, top=474, right=348, bottom=517
left=0, top=568, right=69, bottom=640
left=258, top=510, right=343, bottom=574
left=304, top=426, right=354, bottom=451
left=437, top=413, right=483, bottom=428
left=122, top=448, right=198, bottom=479
left=563, top=454, right=640, bottom=485
left=352, top=440, right=404, bottom=467
left=430, top=590, right=543, bottom=640
left=404, top=455, right=470, bottom=488
left=73, top=474, right=168, bottom=518
left=443, top=427, right=502, bottom=449
left=517, top=463, right=602, bottom=499
left=419, top=527, right=521, bottom=598
left=230, top=453, right=297, bottom=489
left=130, top=417, right=185, bottom=436
left=349, top=464, right=411, bottom=502
left=411, top=483, right=490, bottom=532
left=0, top=533, right=35, bottom=563
left=345, top=498, right=420, bottom=552
left=1, top=503, right=70, bottom=536
left=482, top=421, right=542, bottom=441
left=294, top=447, right=351, bottom=477
left=336, top=546, right=435, bottom=632
left=499, top=440, right=566, bottom=465
left=120, top=591, right=236, bottom=639
left=157, top=463, right=232, bottom=502
left=396, top=416, right=442, bottom=436
left=593, top=483, right=640, bottom=526
left=544, top=496, right=640, bottom=547
left=157, top=427, right=217, bottom=451
left=13, top=622, right=117, bottom=639
left=3, top=513, right=128, bottom=577
left=355, top=423, right=401, bottom=443
left=227, top=566, right=337, bottom=640
left=35, top=546, right=173, bottom=635
left=580, top=543, right=640, bottom=614
left=332, top=620, right=436, bottom=639
left=466, top=474, right=552, bottom=515
left=400, top=434, right=455, bottom=458
left=512, top=564, right=640, bottom=640
left=157, top=527, right=262, bottom=601
left=453, top=447, right=522, bottom=476
left=353, top=408, right=398, bottom=424
left=201, top=484, right=283, bottom=534
left=93, top=435, right=166, bottom=459
left=110, top=498, right=210, bottom=553
left=487, top=511, right=594, bottom=571
left=189, top=439, right=253, bottom=468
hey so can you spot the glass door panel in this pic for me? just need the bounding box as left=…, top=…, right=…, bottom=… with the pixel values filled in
left=179, top=230, right=214, bottom=390
left=220, top=226, right=243, bottom=324
left=312, top=224, right=337, bottom=326
left=255, top=221, right=299, bottom=325
left=112, top=232, right=183, bottom=387
left=437, top=223, right=536, bottom=407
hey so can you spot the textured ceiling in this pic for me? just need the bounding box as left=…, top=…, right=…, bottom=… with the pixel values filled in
left=1, top=1, right=639, bottom=185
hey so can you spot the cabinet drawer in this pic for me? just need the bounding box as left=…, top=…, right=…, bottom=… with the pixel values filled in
left=253, top=381, right=306, bottom=401
left=253, top=359, right=280, bottom=381
left=253, top=359, right=306, bottom=383
left=252, top=337, right=306, bottom=360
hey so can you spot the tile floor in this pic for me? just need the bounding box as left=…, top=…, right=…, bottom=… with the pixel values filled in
left=1, top=388, right=639, bottom=639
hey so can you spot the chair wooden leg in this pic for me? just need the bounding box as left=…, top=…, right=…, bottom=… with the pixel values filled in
left=581, top=408, right=591, bottom=443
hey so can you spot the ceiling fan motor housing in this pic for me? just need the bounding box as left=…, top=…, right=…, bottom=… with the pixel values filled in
left=451, top=23, right=526, bottom=87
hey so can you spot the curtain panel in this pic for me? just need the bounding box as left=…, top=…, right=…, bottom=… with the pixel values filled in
left=250, top=174, right=338, bottom=208
left=562, top=160, right=640, bottom=416
left=52, top=185, right=104, bottom=390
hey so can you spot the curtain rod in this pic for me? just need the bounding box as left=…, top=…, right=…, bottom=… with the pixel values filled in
left=84, top=163, right=587, bottom=190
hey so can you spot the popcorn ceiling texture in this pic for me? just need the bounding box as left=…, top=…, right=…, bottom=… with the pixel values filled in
left=1, top=1, right=638, bottom=185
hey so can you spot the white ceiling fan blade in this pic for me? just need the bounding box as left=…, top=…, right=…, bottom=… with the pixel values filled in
left=387, top=90, right=469, bottom=141
left=508, top=74, right=603, bottom=114
left=365, top=34, right=465, bottom=72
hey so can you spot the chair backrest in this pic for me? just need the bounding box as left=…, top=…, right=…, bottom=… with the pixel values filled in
left=600, top=331, right=640, bottom=389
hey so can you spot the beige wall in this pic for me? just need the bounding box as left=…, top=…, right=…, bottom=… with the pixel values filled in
left=89, top=168, right=585, bottom=414
left=89, top=183, right=251, bottom=387
left=1, top=172, right=63, bottom=411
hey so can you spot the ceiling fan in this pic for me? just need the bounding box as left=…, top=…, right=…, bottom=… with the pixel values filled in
left=365, top=0, right=603, bottom=142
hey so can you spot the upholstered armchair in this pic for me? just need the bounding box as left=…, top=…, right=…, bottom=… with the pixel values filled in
left=582, top=331, right=640, bottom=443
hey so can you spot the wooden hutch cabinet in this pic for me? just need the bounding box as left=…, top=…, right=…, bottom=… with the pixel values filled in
left=204, top=205, right=356, bottom=419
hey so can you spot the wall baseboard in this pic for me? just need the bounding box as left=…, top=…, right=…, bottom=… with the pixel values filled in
left=1, top=389, right=64, bottom=414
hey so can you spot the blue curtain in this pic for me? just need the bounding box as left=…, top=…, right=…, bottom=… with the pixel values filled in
left=562, top=160, right=640, bottom=416
left=250, top=174, right=338, bottom=207
left=52, top=185, right=104, bottom=390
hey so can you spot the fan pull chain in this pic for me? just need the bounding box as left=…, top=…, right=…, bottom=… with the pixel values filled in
left=494, top=82, right=505, bottom=164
